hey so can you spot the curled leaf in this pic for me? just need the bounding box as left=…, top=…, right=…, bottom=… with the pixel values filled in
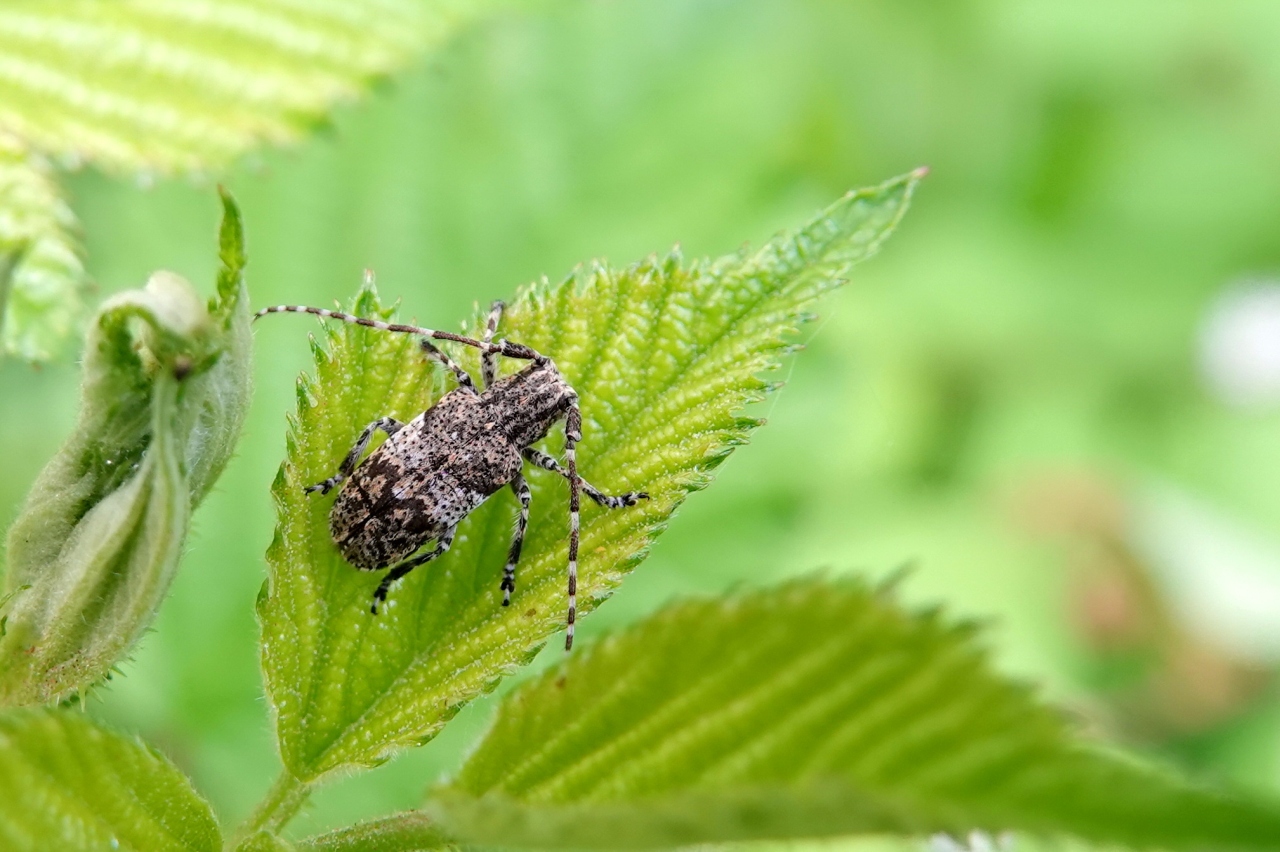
left=0, top=190, right=251, bottom=705
left=258, top=172, right=923, bottom=780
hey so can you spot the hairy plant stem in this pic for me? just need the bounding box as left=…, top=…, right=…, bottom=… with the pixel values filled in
left=231, top=770, right=311, bottom=849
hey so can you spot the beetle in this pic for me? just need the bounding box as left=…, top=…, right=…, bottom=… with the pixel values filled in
left=256, top=298, right=648, bottom=649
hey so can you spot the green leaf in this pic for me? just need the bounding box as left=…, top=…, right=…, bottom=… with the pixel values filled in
left=0, top=0, right=482, bottom=177
left=0, top=190, right=251, bottom=704
left=0, top=136, right=88, bottom=360
left=297, top=813, right=452, bottom=852
left=0, top=0, right=481, bottom=359
left=428, top=577, right=1280, bottom=851
left=257, top=171, right=924, bottom=781
left=0, top=708, right=219, bottom=851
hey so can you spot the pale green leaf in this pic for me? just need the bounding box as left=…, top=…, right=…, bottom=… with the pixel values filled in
left=297, top=813, right=452, bottom=852
left=0, top=0, right=482, bottom=176
left=428, top=577, right=1280, bottom=851
left=0, top=135, right=87, bottom=360
left=0, top=190, right=251, bottom=704
left=257, top=171, right=923, bottom=781
left=0, top=708, right=219, bottom=851
left=0, top=0, right=481, bottom=359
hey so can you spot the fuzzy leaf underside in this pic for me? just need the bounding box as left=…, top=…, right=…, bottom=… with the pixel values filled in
left=428, top=577, right=1280, bottom=851
left=0, top=709, right=219, bottom=852
left=257, top=171, right=924, bottom=781
left=0, top=136, right=87, bottom=360
left=0, top=0, right=480, bottom=359
left=0, top=190, right=250, bottom=705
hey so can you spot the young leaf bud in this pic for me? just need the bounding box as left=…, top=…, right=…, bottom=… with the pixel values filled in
left=0, top=191, right=250, bottom=705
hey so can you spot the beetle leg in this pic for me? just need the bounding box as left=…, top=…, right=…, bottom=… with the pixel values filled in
left=481, top=300, right=505, bottom=389
left=371, top=525, right=457, bottom=614
left=522, top=448, right=649, bottom=508
left=563, top=401, right=583, bottom=650
left=419, top=339, right=478, bottom=392
left=501, top=472, right=531, bottom=606
left=306, top=417, right=402, bottom=495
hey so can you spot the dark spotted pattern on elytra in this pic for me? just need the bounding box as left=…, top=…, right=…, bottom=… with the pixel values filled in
left=257, top=298, right=650, bottom=649
left=332, top=364, right=570, bottom=571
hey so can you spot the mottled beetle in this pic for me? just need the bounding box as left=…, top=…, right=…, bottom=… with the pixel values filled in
left=257, top=299, right=648, bottom=649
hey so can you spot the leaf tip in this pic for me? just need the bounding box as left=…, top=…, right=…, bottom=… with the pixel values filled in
left=215, top=187, right=247, bottom=312
left=351, top=271, right=393, bottom=320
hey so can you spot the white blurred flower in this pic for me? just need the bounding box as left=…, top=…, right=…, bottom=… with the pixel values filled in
left=1130, top=481, right=1280, bottom=663
left=1199, top=278, right=1280, bottom=409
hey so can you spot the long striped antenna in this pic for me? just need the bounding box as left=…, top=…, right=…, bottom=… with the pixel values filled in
left=254, top=303, right=545, bottom=362
left=255, top=304, right=437, bottom=336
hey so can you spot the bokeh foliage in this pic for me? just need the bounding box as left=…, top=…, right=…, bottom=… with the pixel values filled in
left=2, top=0, right=1280, bottom=844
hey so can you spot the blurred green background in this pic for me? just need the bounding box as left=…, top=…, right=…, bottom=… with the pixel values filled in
left=6, top=0, right=1280, bottom=841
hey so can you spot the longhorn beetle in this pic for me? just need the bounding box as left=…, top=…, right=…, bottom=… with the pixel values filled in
left=256, top=297, right=649, bottom=650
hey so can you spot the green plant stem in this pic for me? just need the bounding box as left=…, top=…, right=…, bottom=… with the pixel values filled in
left=0, top=243, right=25, bottom=345
left=232, top=771, right=311, bottom=848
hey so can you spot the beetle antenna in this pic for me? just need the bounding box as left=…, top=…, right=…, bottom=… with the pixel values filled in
left=254, top=304, right=542, bottom=361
